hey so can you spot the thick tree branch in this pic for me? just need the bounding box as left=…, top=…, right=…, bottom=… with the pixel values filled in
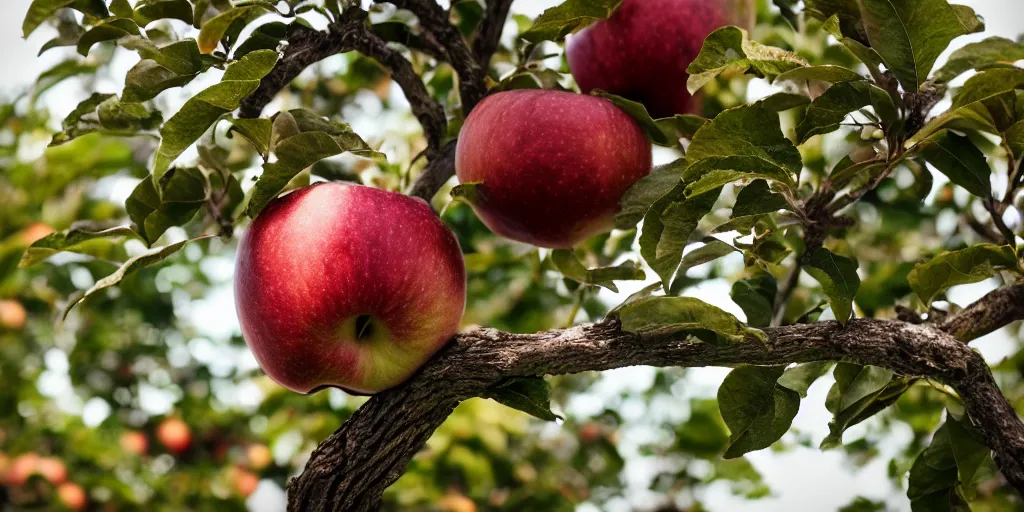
left=407, top=140, right=456, bottom=201
left=472, top=0, right=515, bottom=65
left=287, top=285, right=1024, bottom=511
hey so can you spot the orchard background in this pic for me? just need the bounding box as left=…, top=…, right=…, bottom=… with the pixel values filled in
left=3, top=0, right=1024, bottom=511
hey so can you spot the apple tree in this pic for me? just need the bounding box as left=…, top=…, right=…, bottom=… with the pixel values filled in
left=5, top=0, right=1024, bottom=511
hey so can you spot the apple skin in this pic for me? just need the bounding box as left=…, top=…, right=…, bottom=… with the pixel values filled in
left=56, top=482, right=86, bottom=510
left=120, top=431, right=149, bottom=455
left=156, top=418, right=192, bottom=455
left=455, top=90, right=652, bottom=249
left=566, top=0, right=739, bottom=118
left=35, top=457, right=67, bottom=485
left=234, top=183, right=466, bottom=394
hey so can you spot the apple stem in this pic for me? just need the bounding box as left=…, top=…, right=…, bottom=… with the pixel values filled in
left=354, top=315, right=374, bottom=341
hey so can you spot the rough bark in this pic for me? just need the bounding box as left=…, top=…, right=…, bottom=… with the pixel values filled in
left=287, top=285, right=1024, bottom=511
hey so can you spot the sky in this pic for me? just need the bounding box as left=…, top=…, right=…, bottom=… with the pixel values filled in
left=2, top=1, right=1024, bottom=511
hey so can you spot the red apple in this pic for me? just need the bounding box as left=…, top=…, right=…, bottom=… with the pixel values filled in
left=4, top=453, right=38, bottom=486
left=567, top=0, right=747, bottom=118
left=0, top=300, right=27, bottom=330
left=245, top=444, right=272, bottom=470
left=20, top=223, right=53, bottom=245
left=156, top=418, right=192, bottom=454
left=120, top=431, right=149, bottom=455
left=455, top=90, right=652, bottom=248
left=230, top=466, right=260, bottom=497
left=56, top=482, right=86, bottom=510
left=35, top=457, right=67, bottom=485
left=234, top=183, right=466, bottom=394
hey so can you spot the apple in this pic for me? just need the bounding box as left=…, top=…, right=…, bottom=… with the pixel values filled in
left=567, top=0, right=748, bottom=118
left=20, top=223, right=53, bottom=245
left=438, top=492, right=477, bottom=512
left=0, top=300, right=27, bottom=330
left=229, top=466, right=260, bottom=497
left=4, top=453, right=38, bottom=486
left=455, top=90, right=652, bottom=248
left=234, top=183, right=466, bottom=394
left=578, top=423, right=602, bottom=444
left=56, top=482, right=86, bottom=510
left=120, top=431, right=149, bottom=455
left=35, top=457, right=67, bottom=485
left=245, top=444, right=272, bottom=470
left=156, top=418, right=192, bottom=454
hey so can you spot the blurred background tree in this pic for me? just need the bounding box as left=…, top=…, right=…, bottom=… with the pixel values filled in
left=2, top=0, right=1024, bottom=511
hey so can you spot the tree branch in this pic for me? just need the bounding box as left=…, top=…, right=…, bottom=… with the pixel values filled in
left=472, top=0, right=515, bottom=66
left=287, top=285, right=1024, bottom=511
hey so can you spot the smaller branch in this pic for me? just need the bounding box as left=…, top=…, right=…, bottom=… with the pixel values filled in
left=408, top=140, right=456, bottom=201
left=940, top=284, right=1024, bottom=342
left=771, top=262, right=802, bottom=327
left=984, top=198, right=1017, bottom=248
left=472, top=0, right=515, bottom=66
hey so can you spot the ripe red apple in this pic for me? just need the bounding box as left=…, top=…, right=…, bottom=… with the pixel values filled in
left=4, top=453, right=38, bottom=486
left=455, top=90, right=652, bottom=248
left=35, top=457, right=67, bottom=485
left=234, top=183, right=466, bottom=394
left=0, top=300, right=27, bottom=330
left=229, top=466, right=260, bottom=497
left=120, top=431, right=149, bottom=455
left=156, top=418, right=192, bottom=454
left=567, top=0, right=748, bottom=118
left=245, top=444, right=272, bottom=470
left=56, top=482, right=86, bottom=510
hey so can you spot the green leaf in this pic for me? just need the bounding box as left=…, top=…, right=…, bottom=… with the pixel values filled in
left=197, top=4, right=273, bottom=54
left=683, top=105, right=802, bottom=196
left=152, top=50, right=278, bottom=187
left=19, top=226, right=139, bottom=267
left=918, top=130, right=991, bottom=198
left=804, top=247, right=860, bottom=324
left=234, top=21, right=289, bottom=58
left=1006, top=119, right=1024, bottom=160
left=932, top=36, right=1024, bottom=84
left=823, top=373, right=911, bottom=449
left=62, top=235, right=213, bottom=320
left=109, top=0, right=132, bottom=17
left=121, top=39, right=205, bottom=103
left=908, top=413, right=990, bottom=508
left=804, top=0, right=865, bottom=41
left=908, top=244, right=1018, bottom=305
left=774, top=65, right=864, bottom=85
left=481, top=377, right=560, bottom=421
left=733, top=179, right=789, bottom=218
left=33, top=59, right=98, bottom=102
left=945, top=413, right=990, bottom=488
left=730, top=271, right=777, bottom=328
left=655, top=115, right=708, bottom=141
left=778, top=361, right=833, bottom=398
left=912, top=68, right=1024, bottom=144
left=23, top=0, right=76, bottom=38
left=718, top=366, right=799, bottom=458
left=133, top=0, right=194, bottom=26
left=753, top=92, right=811, bottom=112
left=550, top=249, right=645, bottom=293
left=519, top=0, right=621, bottom=43
left=616, top=296, right=754, bottom=343
left=77, top=17, right=140, bottom=56
left=857, top=0, right=970, bottom=91
left=679, top=240, right=738, bottom=274
left=126, top=168, right=208, bottom=245
left=639, top=184, right=721, bottom=287
left=796, top=81, right=897, bottom=143
left=247, top=109, right=384, bottom=217
left=829, top=364, right=894, bottom=414
left=686, top=26, right=807, bottom=94
left=591, top=91, right=670, bottom=145
left=615, top=159, right=684, bottom=230
left=950, top=4, right=984, bottom=35
left=225, top=117, right=272, bottom=158
left=50, top=93, right=163, bottom=146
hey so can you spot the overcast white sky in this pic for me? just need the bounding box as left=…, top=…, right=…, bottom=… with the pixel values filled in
left=2, top=1, right=1023, bottom=512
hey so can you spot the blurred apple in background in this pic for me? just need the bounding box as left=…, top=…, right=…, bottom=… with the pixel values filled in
left=234, top=183, right=467, bottom=394
left=120, top=431, right=148, bottom=455
left=156, top=418, right=192, bottom=454
left=0, top=300, right=26, bottom=330
left=455, top=90, right=652, bottom=248
left=35, top=457, right=66, bottom=485
left=56, top=482, right=86, bottom=510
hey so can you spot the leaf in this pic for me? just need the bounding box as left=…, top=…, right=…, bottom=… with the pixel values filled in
left=23, top=0, right=76, bottom=38
left=1007, top=120, right=1024, bottom=160
left=932, top=36, right=1024, bottom=84
left=33, top=59, right=97, bottom=102
left=804, top=247, right=860, bottom=325
left=481, top=377, right=559, bottom=421
left=918, top=130, right=991, bottom=198
left=550, top=249, right=645, bottom=293
left=908, top=414, right=990, bottom=508
left=686, top=26, right=807, bottom=94
left=730, top=270, right=777, bottom=328
left=121, top=39, right=205, bottom=103
left=152, top=50, right=278, bottom=187
left=133, top=0, right=194, bottom=26
left=908, top=244, right=1018, bottom=305
left=655, top=114, right=708, bottom=141
left=683, top=105, right=802, bottom=196
left=62, top=235, right=213, bottom=320
left=197, top=4, right=273, bottom=54
left=109, top=0, right=132, bottom=17
left=234, top=21, right=289, bottom=58
left=950, top=4, right=984, bottom=35
left=830, top=364, right=894, bottom=413
left=591, top=91, right=671, bottom=145
left=796, top=81, right=897, bottom=143
left=225, top=117, right=272, bottom=157
left=679, top=240, right=738, bottom=274
left=718, top=366, right=799, bottom=458
left=774, top=65, right=865, bottom=85
left=615, top=159, right=684, bottom=229
left=733, top=179, right=789, bottom=218
left=126, top=167, right=208, bottom=245
left=519, top=0, right=622, bottom=43
left=804, top=0, right=865, bottom=41
left=823, top=374, right=911, bottom=449
left=77, top=17, right=140, bottom=56
left=616, top=296, right=754, bottom=344
left=777, top=361, right=833, bottom=398
left=20, top=226, right=139, bottom=267
left=857, top=0, right=970, bottom=91
left=246, top=109, right=384, bottom=216
left=911, top=68, right=1024, bottom=144
left=639, top=184, right=720, bottom=287
left=50, top=94, right=163, bottom=146
left=754, top=92, right=811, bottom=112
